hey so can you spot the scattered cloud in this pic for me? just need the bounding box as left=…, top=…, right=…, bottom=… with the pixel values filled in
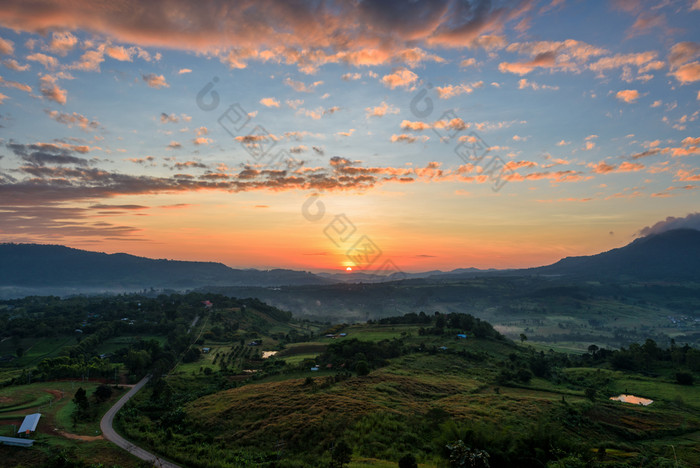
left=517, top=78, right=558, bottom=91
left=616, top=89, right=640, bottom=103
left=381, top=68, right=418, bottom=90
left=39, top=74, right=67, bottom=104
left=284, top=78, right=322, bottom=93
left=178, top=68, right=192, bottom=74
left=260, top=97, right=280, bottom=108
left=142, top=73, right=169, bottom=89
left=436, top=81, right=483, bottom=99
left=365, top=101, right=399, bottom=118
left=46, top=110, right=99, bottom=131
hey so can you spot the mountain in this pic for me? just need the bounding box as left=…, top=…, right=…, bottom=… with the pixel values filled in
left=526, top=228, right=700, bottom=280
left=0, top=243, right=331, bottom=296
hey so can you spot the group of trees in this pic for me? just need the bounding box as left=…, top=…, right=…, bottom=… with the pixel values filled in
left=581, top=338, right=700, bottom=382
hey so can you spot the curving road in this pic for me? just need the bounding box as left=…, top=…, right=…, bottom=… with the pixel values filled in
left=100, top=375, right=181, bottom=468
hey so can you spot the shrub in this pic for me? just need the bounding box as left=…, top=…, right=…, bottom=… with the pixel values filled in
left=675, top=372, right=693, bottom=385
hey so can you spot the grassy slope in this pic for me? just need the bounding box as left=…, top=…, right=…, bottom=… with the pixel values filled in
left=144, top=324, right=700, bottom=467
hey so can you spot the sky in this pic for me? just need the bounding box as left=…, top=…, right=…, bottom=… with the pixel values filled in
left=0, top=0, right=698, bottom=274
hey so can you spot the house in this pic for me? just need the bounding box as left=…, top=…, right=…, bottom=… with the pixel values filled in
left=17, top=413, right=41, bottom=437
left=325, top=334, right=336, bottom=338
left=248, top=341, right=259, bottom=346
left=0, top=436, right=34, bottom=447
left=339, top=333, right=347, bottom=337
left=310, top=366, right=319, bottom=371
left=457, top=334, right=467, bottom=339
left=201, top=347, right=211, bottom=353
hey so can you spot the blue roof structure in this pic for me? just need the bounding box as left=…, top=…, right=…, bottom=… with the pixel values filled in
left=0, top=436, right=34, bottom=447
left=17, top=413, right=41, bottom=434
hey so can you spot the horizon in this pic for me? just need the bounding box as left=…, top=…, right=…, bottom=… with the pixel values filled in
left=4, top=223, right=700, bottom=275
left=0, top=1, right=699, bottom=273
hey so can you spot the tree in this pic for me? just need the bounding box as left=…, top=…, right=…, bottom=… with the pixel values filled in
left=446, top=440, right=490, bottom=468
left=587, top=344, right=599, bottom=357
left=519, top=333, right=527, bottom=344
left=331, top=440, right=352, bottom=468
left=398, top=453, right=418, bottom=468
left=94, top=384, right=113, bottom=402
left=15, top=347, right=24, bottom=358
left=73, top=387, right=89, bottom=411
left=584, top=387, right=597, bottom=402
left=355, top=360, right=370, bottom=376
left=675, top=372, right=694, bottom=385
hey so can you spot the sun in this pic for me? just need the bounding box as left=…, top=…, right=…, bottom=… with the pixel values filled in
left=346, top=267, right=352, bottom=271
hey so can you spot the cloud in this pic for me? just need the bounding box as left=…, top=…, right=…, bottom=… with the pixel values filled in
left=616, top=89, right=640, bottom=103
left=668, top=42, right=700, bottom=69
left=589, top=160, right=644, bottom=173
left=499, top=51, right=558, bottom=75
left=193, top=137, right=212, bottom=145
left=460, top=58, right=477, bottom=68
left=670, top=62, right=700, bottom=84
left=47, top=31, right=78, bottom=55
left=517, top=78, right=558, bottom=91
left=7, top=142, right=89, bottom=166
left=381, top=68, right=418, bottom=90
left=436, top=81, right=483, bottom=99
left=70, top=48, right=104, bottom=72
left=300, top=105, right=339, bottom=119
left=284, top=78, right=322, bottom=93
left=639, top=213, right=700, bottom=236
left=167, top=141, right=182, bottom=149
left=142, top=73, right=169, bottom=89
left=0, top=36, right=14, bottom=55
left=46, top=110, right=99, bottom=131
left=365, top=101, right=399, bottom=118
left=391, top=134, right=428, bottom=143
left=0, top=0, right=535, bottom=73
left=342, top=72, right=362, bottom=81
left=39, top=74, right=67, bottom=104
left=3, top=58, right=30, bottom=71
left=0, top=75, right=31, bottom=92
left=178, top=68, right=192, bottom=74
left=105, top=45, right=133, bottom=61
left=260, top=97, right=280, bottom=108
left=26, top=52, right=59, bottom=69
left=0, top=92, right=7, bottom=103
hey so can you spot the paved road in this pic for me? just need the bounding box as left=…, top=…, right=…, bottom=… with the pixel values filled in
left=100, top=375, right=181, bottom=468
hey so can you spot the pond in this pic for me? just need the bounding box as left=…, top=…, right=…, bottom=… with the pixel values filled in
left=609, top=394, right=653, bottom=406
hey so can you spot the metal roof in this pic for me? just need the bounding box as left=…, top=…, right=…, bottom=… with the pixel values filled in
left=0, top=436, right=34, bottom=447
left=17, top=413, right=41, bottom=433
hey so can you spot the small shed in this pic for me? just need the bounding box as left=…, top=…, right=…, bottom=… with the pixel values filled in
left=457, top=334, right=467, bottom=339
left=0, top=436, right=34, bottom=447
left=18, top=413, right=41, bottom=436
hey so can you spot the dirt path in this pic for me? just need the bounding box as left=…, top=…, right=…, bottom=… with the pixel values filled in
left=56, top=429, right=103, bottom=441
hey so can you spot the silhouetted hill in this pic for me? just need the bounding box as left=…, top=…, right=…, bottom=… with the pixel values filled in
left=527, top=229, right=700, bottom=280
left=0, top=243, right=331, bottom=294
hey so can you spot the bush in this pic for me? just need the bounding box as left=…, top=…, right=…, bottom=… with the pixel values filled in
left=356, top=361, right=370, bottom=376
left=675, top=372, right=693, bottom=385
left=398, top=453, right=418, bottom=468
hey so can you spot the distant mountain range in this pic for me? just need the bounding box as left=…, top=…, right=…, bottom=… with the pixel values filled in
left=0, top=243, right=331, bottom=296
left=0, top=228, right=698, bottom=298
left=526, top=228, right=700, bottom=281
